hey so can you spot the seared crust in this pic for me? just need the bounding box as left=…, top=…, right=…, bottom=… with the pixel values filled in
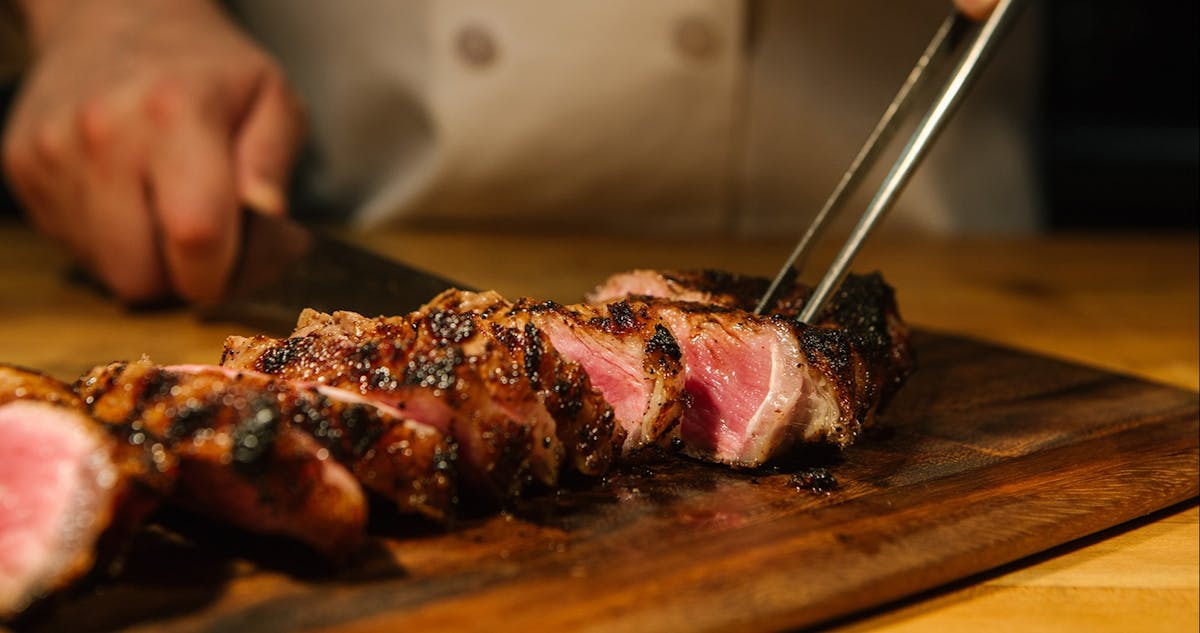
left=0, top=364, right=83, bottom=409
left=426, top=290, right=619, bottom=477
left=587, top=270, right=914, bottom=449
left=222, top=308, right=550, bottom=503
left=808, top=273, right=915, bottom=423
left=513, top=298, right=686, bottom=453
left=587, top=269, right=772, bottom=308
left=287, top=382, right=456, bottom=521
left=76, top=361, right=368, bottom=558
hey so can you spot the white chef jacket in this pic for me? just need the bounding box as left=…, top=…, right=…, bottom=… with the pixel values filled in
left=231, top=0, right=1043, bottom=236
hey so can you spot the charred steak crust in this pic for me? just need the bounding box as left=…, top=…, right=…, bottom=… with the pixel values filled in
left=586, top=269, right=773, bottom=308
left=222, top=309, right=548, bottom=504
left=592, top=269, right=914, bottom=408
left=513, top=298, right=688, bottom=453
left=814, top=272, right=916, bottom=398
left=422, top=290, right=618, bottom=478
left=586, top=270, right=914, bottom=460
left=0, top=364, right=84, bottom=409
left=660, top=270, right=772, bottom=308
left=77, top=361, right=368, bottom=558
left=285, top=383, right=457, bottom=520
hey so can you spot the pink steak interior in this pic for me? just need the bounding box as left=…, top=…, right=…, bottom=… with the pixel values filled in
left=676, top=322, right=774, bottom=460
left=0, top=401, right=115, bottom=612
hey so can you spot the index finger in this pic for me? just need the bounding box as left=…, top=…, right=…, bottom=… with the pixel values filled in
left=145, top=87, right=240, bottom=303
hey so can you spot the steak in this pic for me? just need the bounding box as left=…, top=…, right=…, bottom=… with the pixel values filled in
left=584, top=271, right=914, bottom=466
left=420, top=290, right=619, bottom=476
left=3, top=266, right=916, bottom=619
left=510, top=298, right=687, bottom=453
left=77, top=361, right=369, bottom=558
left=221, top=307, right=560, bottom=502
left=0, top=365, right=159, bottom=618
left=159, top=364, right=455, bottom=521
left=588, top=269, right=774, bottom=309
left=638, top=301, right=851, bottom=465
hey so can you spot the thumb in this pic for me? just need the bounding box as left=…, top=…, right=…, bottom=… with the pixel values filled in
left=235, top=74, right=306, bottom=216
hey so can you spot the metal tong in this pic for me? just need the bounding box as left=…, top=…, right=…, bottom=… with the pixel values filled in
left=754, top=0, right=1024, bottom=321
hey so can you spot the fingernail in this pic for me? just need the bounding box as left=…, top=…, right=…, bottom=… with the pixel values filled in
left=957, top=0, right=994, bottom=20
left=244, top=179, right=286, bottom=216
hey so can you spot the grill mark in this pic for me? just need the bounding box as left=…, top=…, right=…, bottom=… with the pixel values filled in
left=166, top=400, right=220, bottom=444
left=523, top=322, right=543, bottom=386
left=646, top=324, right=682, bottom=362
left=230, top=397, right=282, bottom=475
left=257, top=337, right=311, bottom=375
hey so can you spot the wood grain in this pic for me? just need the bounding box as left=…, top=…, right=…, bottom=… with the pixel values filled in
left=0, top=221, right=1196, bottom=631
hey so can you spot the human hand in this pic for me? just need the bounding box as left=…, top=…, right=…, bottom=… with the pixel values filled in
left=954, top=0, right=1001, bottom=21
left=3, top=0, right=305, bottom=303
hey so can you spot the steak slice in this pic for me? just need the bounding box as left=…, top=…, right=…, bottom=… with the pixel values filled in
left=167, top=364, right=456, bottom=521
left=0, top=365, right=159, bottom=618
left=638, top=301, right=847, bottom=465
left=421, top=290, right=619, bottom=476
left=222, top=307, right=557, bottom=502
left=587, top=269, right=773, bottom=309
left=586, top=271, right=914, bottom=466
left=588, top=269, right=914, bottom=405
left=510, top=298, right=687, bottom=453
left=77, top=361, right=368, bottom=558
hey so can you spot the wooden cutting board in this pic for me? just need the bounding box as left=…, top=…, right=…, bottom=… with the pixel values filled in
left=10, top=330, right=1199, bottom=633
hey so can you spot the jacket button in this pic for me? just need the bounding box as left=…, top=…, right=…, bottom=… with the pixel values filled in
left=673, top=15, right=719, bottom=62
left=456, top=23, right=498, bottom=67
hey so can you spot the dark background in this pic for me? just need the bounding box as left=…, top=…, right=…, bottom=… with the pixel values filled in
left=1041, top=1, right=1198, bottom=230
left=1, top=2, right=1197, bottom=231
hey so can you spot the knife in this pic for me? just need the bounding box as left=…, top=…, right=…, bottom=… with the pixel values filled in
left=198, top=211, right=468, bottom=335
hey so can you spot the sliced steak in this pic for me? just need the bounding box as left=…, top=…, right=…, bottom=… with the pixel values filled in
left=587, top=269, right=773, bottom=309
left=639, top=301, right=846, bottom=465
left=511, top=298, right=687, bottom=453
left=421, top=290, right=619, bottom=477
left=588, top=269, right=914, bottom=407
left=585, top=271, right=914, bottom=466
left=77, top=361, right=368, bottom=558
left=292, top=381, right=456, bottom=521
left=165, top=364, right=456, bottom=521
left=0, top=365, right=159, bottom=618
left=222, top=307, right=556, bottom=502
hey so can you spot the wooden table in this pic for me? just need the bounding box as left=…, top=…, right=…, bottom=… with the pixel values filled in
left=1, top=220, right=1196, bottom=631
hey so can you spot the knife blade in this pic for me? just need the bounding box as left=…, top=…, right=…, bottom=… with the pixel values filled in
left=198, top=211, right=469, bottom=334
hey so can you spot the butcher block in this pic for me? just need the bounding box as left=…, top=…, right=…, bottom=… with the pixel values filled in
left=0, top=222, right=1196, bottom=632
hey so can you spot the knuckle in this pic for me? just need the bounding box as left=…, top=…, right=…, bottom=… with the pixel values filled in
left=165, top=213, right=225, bottom=253
left=32, top=120, right=73, bottom=166
left=2, top=135, right=37, bottom=181
left=143, top=78, right=196, bottom=125
left=78, top=99, right=119, bottom=152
